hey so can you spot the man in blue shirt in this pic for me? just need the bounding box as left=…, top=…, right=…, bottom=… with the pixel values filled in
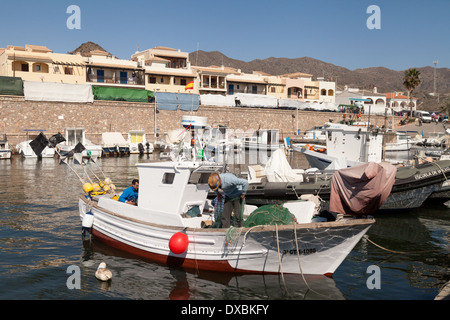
left=208, top=173, right=248, bottom=228
left=119, top=179, right=139, bottom=205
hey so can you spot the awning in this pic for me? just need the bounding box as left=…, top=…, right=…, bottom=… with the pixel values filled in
left=92, top=86, right=154, bottom=103
left=0, top=76, right=24, bottom=96
left=350, top=98, right=371, bottom=102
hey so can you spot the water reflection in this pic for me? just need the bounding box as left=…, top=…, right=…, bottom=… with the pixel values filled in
left=82, top=238, right=344, bottom=300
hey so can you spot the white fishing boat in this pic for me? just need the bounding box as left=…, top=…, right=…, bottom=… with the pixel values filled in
left=128, top=130, right=154, bottom=154
left=243, top=129, right=283, bottom=151
left=78, top=160, right=374, bottom=276
left=17, top=140, right=55, bottom=158
left=57, top=128, right=103, bottom=158
left=16, top=130, right=55, bottom=158
left=298, top=123, right=410, bottom=170
left=384, top=131, right=413, bottom=152
left=0, top=133, right=12, bottom=159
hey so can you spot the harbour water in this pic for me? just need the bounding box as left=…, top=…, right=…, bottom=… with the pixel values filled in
left=0, top=152, right=449, bottom=301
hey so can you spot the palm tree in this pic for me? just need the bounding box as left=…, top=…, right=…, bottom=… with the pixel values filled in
left=440, top=98, right=450, bottom=116
left=403, top=68, right=421, bottom=118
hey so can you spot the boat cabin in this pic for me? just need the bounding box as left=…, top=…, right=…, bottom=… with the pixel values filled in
left=324, top=123, right=384, bottom=163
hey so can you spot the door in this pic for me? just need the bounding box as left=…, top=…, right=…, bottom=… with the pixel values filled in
left=97, top=70, right=104, bottom=83
left=228, top=84, right=234, bottom=95
left=120, top=71, right=127, bottom=84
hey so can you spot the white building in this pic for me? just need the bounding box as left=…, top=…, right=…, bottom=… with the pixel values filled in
left=335, top=86, right=387, bottom=115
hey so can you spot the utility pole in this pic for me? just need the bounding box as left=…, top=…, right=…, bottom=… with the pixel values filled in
left=433, top=60, right=438, bottom=97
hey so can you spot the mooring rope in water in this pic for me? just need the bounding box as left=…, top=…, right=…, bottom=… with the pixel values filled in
left=363, top=235, right=443, bottom=254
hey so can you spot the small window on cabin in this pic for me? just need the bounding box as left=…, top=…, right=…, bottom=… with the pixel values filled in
left=180, top=79, right=186, bottom=86
left=162, top=172, right=175, bottom=184
left=188, top=172, right=210, bottom=184
left=149, top=76, right=156, bottom=84
left=21, top=64, right=29, bottom=72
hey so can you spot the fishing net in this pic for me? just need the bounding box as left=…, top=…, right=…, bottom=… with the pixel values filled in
left=243, top=204, right=296, bottom=228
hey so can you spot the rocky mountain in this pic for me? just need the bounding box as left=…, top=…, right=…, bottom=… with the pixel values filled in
left=189, top=50, right=450, bottom=110
left=69, top=41, right=115, bottom=57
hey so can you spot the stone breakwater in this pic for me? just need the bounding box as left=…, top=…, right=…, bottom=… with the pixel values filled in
left=0, top=95, right=387, bottom=147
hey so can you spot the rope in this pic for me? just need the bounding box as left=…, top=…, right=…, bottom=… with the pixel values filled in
left=363, top=235, right=443, bottom=254
left=275, top=224, right=290, bottom=295
left=293, top=223, right=334, bottom=299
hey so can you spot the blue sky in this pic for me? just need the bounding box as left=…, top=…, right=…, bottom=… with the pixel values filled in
left=1, top=0, right=449, bottom=71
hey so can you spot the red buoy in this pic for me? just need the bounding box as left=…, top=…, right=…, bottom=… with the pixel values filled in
left=169, top=232, right=189, bottom=254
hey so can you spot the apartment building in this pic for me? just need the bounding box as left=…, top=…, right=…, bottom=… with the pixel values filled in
left=132, top=47, right=196, bottom=93
left=0, top=44, right=85, bottom=84
left=0, top=43, right=336, bottom=107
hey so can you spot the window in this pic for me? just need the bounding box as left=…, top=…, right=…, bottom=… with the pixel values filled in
left=180, top=79, right=186, bottom=86
left=21, top=64, right=29, bottom=72
left=64, top=67, right=73, bottom=75
left=252, top=85, right=257, bottom=94
left=160, top=78, right=164, bottom=83
left=149, top=76, right=156, bottom=84
left=35, top=64, right=41, bottom=72
left=321, top=89, right=327, bottom=95
left=162, top=172, right=175, bottom=184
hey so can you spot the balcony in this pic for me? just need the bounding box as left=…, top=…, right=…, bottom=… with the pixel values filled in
left=87, top=75, right=145, bottom=86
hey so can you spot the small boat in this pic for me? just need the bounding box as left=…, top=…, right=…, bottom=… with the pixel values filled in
left=243, top=129, right=283, bottom=151
left=57, top=128, right=103, bottom=158
left=101, top=132, right=130, bottom=156
left=0, top=133, right=12, bottom=159
left=78, top=160, right=374, bottom=276
left=128, top=130, right=154, bottom=155
left=384, top=131, right=413, bottom=152
left=16, top=130, right=55, bottom=158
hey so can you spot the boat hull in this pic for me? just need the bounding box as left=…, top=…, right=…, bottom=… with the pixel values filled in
left=0, top=149, right=12, bottom=159
left=79, top=197, right=374, bottom=276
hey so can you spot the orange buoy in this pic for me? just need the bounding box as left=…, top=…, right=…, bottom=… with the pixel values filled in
left=169, top=232, right=189, bottom=254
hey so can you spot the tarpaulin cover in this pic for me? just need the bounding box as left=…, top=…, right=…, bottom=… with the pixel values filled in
left=264, top=149, right=303, bottom=182
left=0, top=76, right=24, bottom=96
left=24, top=81, right=93, bottom=102
left=235, top=93, right=278, bottom=108
left=101, top=132, right=128, bottom=147
left=200, top=94, right=235, bottom=107
left=329, top=162, right=396, bottom=216
left=177, top=93, right=199, bottom=111
left=155, top=92, right=199, bottom=111
left=92, top=86, right=154, bottom=103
